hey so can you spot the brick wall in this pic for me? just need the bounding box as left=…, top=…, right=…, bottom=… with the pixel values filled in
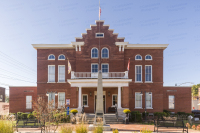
left=9, top=87, right=37, bottom=113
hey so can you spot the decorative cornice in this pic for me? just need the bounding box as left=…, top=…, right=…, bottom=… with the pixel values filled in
left=126, top=44, right=169, bottom=50
left=32, top=44, right=73, bottom=50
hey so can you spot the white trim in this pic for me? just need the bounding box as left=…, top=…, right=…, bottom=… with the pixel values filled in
left=58, top=65, right=65, bottom=82
left=126, top=44, right=169, bottom=50
left=145, top=65, right=152, bottom=82
left=58, top=92, right=65, bottom=108
left=108, top=29, right=114, bottom=31
left=82, top=94, right=88, bottom=106
left=32, top=44, right=73, bottom=50
left=86, top=28, right=91, bottom=31
left=91, top=47, right=98, bottom=58
left=135, top=92, right=142, bottom=108
left=145, top=55, right=152, bottom=60
left=112, top=94, right=118, bottom=106
left=58, top=54, right=65, bottom=60
left=26, top=95, right=32, bottom=109
left=135, top=54, right=142, bottom=60
left=113, top=33, right=118, bottom=35
left=101, top=63, right=109, bottom=73
left=134, top=108, right=143, bottom=109
left=91, top=63, right=99, bottom=73
left=103, top=24, right=110, bottom=27
left=81, top=33, right=87, bottom=36
left=101, top=47, right=109, bottom=58
left=57, top=82, right=66, bottom=83
left=145, top=92, right=153, bottom=108
left=95, top=33, right=104, bottom=38
left=48, top=65, right=55, bottom=82
left=90, top=24, right=97, bottom=27
left=95, top=20, right=104, bottom=23
left=169, top=95, right=175, bottom=109
left=48, top=54, right=55, bottom=60
left=75, top=37, right=83, bottom=39
left=135, top=65, right=142, bottom=82
left=117, top=37, right=125, bottom=39
left=115, top=42, right=128, bottom=45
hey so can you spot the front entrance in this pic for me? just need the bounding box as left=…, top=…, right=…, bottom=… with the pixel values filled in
left=95, top=95, right=105, bottom=113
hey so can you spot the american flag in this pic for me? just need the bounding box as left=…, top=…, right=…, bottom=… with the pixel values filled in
left=127, top=58, right=130, bottom=71
left=99, top=6, right=101, bottom=20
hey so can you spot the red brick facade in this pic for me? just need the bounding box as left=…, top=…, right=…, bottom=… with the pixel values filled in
left=9, top=20, right=191, bottom=114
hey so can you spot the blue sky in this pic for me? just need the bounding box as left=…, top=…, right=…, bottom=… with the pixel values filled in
left=0, top=0, right=200, bottom=95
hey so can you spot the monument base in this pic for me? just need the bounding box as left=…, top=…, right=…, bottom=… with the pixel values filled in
left=88, top=124, right=111, bottom=131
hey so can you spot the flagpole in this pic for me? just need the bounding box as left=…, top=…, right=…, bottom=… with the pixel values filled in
left=99, top=0, right=101, bottom=71
left=99, top=0, right=100, bottom=20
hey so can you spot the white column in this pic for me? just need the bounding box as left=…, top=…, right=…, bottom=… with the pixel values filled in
left=79, top=45, right=81, bottom=51
left=78, top=87, right=82, bottom=108
left=75, top=45, right=78, bottom=51
left=118, top=86, right=122, bottom=108
left=119, top=45, right=121, bottom=51
left=122, top=45, right=124, bottom=51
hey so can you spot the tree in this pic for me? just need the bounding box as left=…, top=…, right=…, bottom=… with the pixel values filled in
left=191, top=84, right=200, bottom=96
left=33, top=97, right=66, bottom=133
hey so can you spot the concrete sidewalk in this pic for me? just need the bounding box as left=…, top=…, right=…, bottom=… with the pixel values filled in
left=16, top=124, right=199, bottom=133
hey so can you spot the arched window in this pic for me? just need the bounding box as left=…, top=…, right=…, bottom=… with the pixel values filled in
left=101, top=48, right=109, bottom=58
left=48, top=54, right=55, bottom=60
left=145, top=55, right=152, bottom=60
left=58, top=54, right=65, bottom=60
left=91, top=48, right=98, bottom=58
left=135, top=55, right=142, bottom=60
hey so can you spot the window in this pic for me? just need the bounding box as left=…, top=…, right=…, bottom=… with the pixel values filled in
left=82, top=95, right=88, bottom=106
left=48, top=54, right=55, bottom=60
left=58, top=65, right=65, bottom=82
left=48, top=65, right=55, bottom=82
left=101, top=48, right=109, bottom=58
left=146, top=92, right=152, bottom=108
left=145, top=55, right=152, bottom=60
left=135, top=55, right=142, bottom=60
left=112, top=94, right=117, bottom=106
left=58, top=92, right=65, bottom=108
left=58, top=54, right=65, bottom=60
left=91, top=48, right=98, bottom=58
left=95, top=33, right=104, bottom=38
left=48, top=92, right=55, bottom=108
left=135, top=92, right=142, bottom=108
left=145, top=65, right=152, bottom=82
left=26, top=96, right=32, bottom=109
left=91, top=64, right=98, bottom=73
left=169, top=95, right=175, bottom=109
left=135, top=65, right=142, bottom=82
left=102, top=64, right=109, bottom=73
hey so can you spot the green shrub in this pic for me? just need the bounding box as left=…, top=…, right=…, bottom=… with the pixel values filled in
left=130, top=111, right=142, bottom=122
left=142, top=112, right=149, bottom=118
left=27, top=113, right=34, bottom=119
left=75, top=124, right=87, bottom=133
left=123, top=109, right=131, bottom=114
left=93, top=124, right=103, bottom=133
left=163, top=110, right=170, bottom=117
left=112, top=129, right=118, bottom=133
left=154, top=112, right=164, bottom=120
left=17, top=112, right=23, bottom=119
left=21, top=113, right=28, bottom=119
left=0, top=120, right=14, bottom=133
left=59, top=125, right=73, bottom=133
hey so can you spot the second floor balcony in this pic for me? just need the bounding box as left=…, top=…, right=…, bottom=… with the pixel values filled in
left=71, top=71, right=128, bottom=79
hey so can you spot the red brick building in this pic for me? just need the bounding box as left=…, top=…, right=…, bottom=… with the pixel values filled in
left=10, top=20, right=191, bottom=114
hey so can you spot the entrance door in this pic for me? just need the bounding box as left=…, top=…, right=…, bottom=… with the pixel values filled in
left=95, top=95, right=105, bottom=113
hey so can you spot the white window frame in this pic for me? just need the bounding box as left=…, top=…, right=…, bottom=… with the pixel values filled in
left=145, top=65, right=152, bottom=82
left=135, top=54, right=142, bottom=60
left=48, top=54, right=55, bottom=60
left=135, top=92, right=142, bottom=108
left=112, top=94, right=118, bottom=107
left=169, top=95, right=175, bottom=109
left=26, top=95, right=32, bottom=109
left=91, top=47, right=99, bottom=58
left=91, top=63, right=99, bottom=73
left=58, top=92, right=65, bottom=108
left=145, top=55, right=152, bottom=60
left=48, top=65, right=55, bottom=82
left=135, top=65, right=142, bottom=82
left=82, top=94, right=88, bottom=107
left=58, top=54, right=65, bottom=60
left=95, top=33, right=104, bottom=38
left=58, top=65, right=65, bottom=82
left=146, top=92, right=153, bottom=109
left=101, top=63, right=109, bottom=73
left=101, top=47, right=109, bottom=58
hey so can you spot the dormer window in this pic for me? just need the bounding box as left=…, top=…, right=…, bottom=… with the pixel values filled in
left=48, top=54, right=55, bottom=60
left=91, top=48, right=98, bottom=58
left=96, top=33, right=104, bottom=38
left=145, top=55, right=152, bottom=60
left=58, top=54, right=65, bottom=60
left=135, top=55, right=142, bottom=60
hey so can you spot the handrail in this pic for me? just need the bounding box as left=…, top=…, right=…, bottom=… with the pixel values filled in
left=115, top=106, right=118, bottom=122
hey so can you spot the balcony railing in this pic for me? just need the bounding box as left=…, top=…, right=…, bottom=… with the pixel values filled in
left=71, top=71, right=128, bottom=79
